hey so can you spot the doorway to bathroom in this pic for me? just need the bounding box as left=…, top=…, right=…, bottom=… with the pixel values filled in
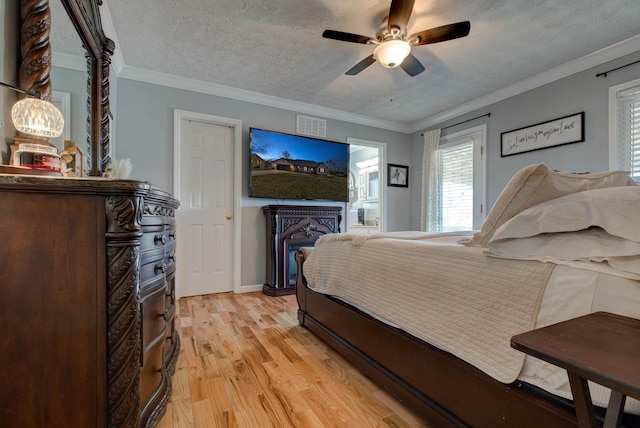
left=347, top=138, right=387, bottom=234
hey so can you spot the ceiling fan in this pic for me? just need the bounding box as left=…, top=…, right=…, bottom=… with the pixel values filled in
left=323, top=0, right=470, bottom=77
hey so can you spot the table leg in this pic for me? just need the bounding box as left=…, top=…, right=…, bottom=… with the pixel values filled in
left=568, top=372, right=598, bottom=428
left=603, top=390, right=626, bottom=428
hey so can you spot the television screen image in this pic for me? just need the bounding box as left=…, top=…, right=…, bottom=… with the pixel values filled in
left=249, top=128, right=349, bottom=201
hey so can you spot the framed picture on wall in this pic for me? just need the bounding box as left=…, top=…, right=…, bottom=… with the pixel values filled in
left=388, top=164, right=408, bottom=188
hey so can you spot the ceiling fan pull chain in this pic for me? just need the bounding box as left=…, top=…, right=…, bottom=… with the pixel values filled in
left=390, top=68, right=394, bottom=102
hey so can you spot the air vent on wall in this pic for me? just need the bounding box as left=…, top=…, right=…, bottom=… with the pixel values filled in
left=297, top=115, right=326, bottom=138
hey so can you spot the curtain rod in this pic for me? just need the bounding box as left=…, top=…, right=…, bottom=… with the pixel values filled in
left=596, top=59, right=640, bottom=78
left=421, top=112, right=491, bottom=136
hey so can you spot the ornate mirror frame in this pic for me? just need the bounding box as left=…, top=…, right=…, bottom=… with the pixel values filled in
left=21, top=0, right=115, bottom=176
left=60, top=0, right=115, bottom=176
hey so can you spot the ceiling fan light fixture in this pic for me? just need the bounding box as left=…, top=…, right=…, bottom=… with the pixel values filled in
left=373, top=39, right=411, bottom=68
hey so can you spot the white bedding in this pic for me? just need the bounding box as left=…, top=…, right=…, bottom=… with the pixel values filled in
left=305, top=231, right=554, bottom=384
left=302, top=165, right=640, bottom=413
left=302, top=232, right=640, bottom=414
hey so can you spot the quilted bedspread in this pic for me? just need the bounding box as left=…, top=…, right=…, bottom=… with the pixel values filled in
left=303, top=232, right=556, bottom=384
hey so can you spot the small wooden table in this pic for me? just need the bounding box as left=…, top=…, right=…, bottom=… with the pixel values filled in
left=511, top=312, right=640, bottom=428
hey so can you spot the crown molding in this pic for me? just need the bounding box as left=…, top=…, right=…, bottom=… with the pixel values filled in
left=117, top=66, right=411, bottom=133
left=410, top=33, right=640, bottom=134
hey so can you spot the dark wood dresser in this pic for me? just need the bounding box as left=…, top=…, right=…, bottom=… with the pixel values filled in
left=0, top=175, right=179, bottom=428
left=263, top=205, right=342, bottom=296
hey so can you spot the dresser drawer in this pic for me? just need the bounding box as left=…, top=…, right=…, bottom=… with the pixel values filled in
left=165, top=272, right=176, bottom=308
left=165, top=247, right=176, bottom=276
left=140, top=286, right=168, bottom=367
left=139, top=338, right=164, bottom=411
left=140, top=248, right=166, bottom=291
left=165, top=227, right=177, bottom=249
left=140, top=226, right=167, bottom=252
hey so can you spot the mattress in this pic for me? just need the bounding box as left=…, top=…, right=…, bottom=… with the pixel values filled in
left=302, top=232, right=640, bottom=414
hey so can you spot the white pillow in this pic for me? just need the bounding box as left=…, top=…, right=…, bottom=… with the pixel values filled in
left=488, top=227, right=640, bottom=259
left=489, top=185, right=640, bottom=243
left=460, top=163, right=635, bottom=247
left=486, top=186, right=640, bottom=280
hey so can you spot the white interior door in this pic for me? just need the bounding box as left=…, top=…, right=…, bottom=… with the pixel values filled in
left=177, top=117, right=234, bottom=297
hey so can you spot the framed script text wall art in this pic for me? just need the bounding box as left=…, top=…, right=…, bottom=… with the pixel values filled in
left=501, top=112, right=584, bottom=157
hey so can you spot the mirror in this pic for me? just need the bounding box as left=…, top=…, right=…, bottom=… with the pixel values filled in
left=20, top=0, right=114, bottom=176
left=49, top=2, right=83, bottom=156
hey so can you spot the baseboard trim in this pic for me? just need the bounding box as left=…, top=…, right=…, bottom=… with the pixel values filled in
left=238, top=284, right=264, bottom=294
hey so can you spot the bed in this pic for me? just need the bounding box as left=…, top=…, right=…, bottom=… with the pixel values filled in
left=295, top=163, right=640, bottom=427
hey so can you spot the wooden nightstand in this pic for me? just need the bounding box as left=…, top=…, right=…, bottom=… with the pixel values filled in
left=511, top=312, right=640, bottom=428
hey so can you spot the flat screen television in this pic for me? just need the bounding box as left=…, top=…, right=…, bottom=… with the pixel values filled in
left=249, top=128, right=349, bottom=201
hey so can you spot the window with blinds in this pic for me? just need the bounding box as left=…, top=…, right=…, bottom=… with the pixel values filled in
left=425, top=124, right=485, bottom=233
left=615, top=84, right=640, bottom=181
left=437, top=140, right=474, bottom=232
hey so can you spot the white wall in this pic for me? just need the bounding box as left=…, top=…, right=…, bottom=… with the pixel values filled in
left=112, top=78, right=412, bottom=287
left=408, top=50, right=640, bottom=230
left=50, top=67, right=88, bottom=150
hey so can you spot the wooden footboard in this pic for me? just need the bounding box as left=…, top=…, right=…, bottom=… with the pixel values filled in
left=295, top=249, right=578, bottom=428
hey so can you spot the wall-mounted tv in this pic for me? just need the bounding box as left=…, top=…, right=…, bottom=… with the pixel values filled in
left=249, top=128, right=349, bottom=202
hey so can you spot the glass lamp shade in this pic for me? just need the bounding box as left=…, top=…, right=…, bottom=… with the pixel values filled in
left=11, top=97, right=64, bottom=139
left=373, top=40, right=411, bottom=68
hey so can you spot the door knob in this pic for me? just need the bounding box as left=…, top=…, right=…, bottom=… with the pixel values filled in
left=226, top=214, right=233, bottom=220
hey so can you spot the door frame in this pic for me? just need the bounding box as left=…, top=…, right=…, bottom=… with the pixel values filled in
left=173, top=109, right=243, bottom=294
left=347, top=137, right=387, bottom=232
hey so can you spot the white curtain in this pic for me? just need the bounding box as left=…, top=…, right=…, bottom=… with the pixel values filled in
left=420, top=129, right=441, bottom=232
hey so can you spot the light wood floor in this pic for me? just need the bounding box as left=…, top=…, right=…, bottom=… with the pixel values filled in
left=156, top=292, right=429, bottom=428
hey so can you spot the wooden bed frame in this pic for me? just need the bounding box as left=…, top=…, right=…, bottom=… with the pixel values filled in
left=295, top=249, right=581, bottom=427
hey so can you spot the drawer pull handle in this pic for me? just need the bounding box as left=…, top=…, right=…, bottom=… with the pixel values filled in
left=154, top=234, right=166, bottom=245
left=168, top=251, right=176, bottom=262
left=161, top=305, right=174, bottom=322
left=169, top=230, right=177, bottom=240
left=166, top=289, right=176, bottom=299
left=155, top=262, right=167, bottom=274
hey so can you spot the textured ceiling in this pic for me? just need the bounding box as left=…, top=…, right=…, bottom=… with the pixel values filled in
left=50, top=0, right=640, bottom=130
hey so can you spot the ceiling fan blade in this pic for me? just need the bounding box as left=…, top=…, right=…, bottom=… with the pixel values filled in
left=345, top=55, right=376, bottom=75
left=388, top=0, right=415, bottom=33
left=400, top=53, right=425, bottom=77
left=408, top=21, right=471, bottom=46
left=323, top=30, right=377, bottom=44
